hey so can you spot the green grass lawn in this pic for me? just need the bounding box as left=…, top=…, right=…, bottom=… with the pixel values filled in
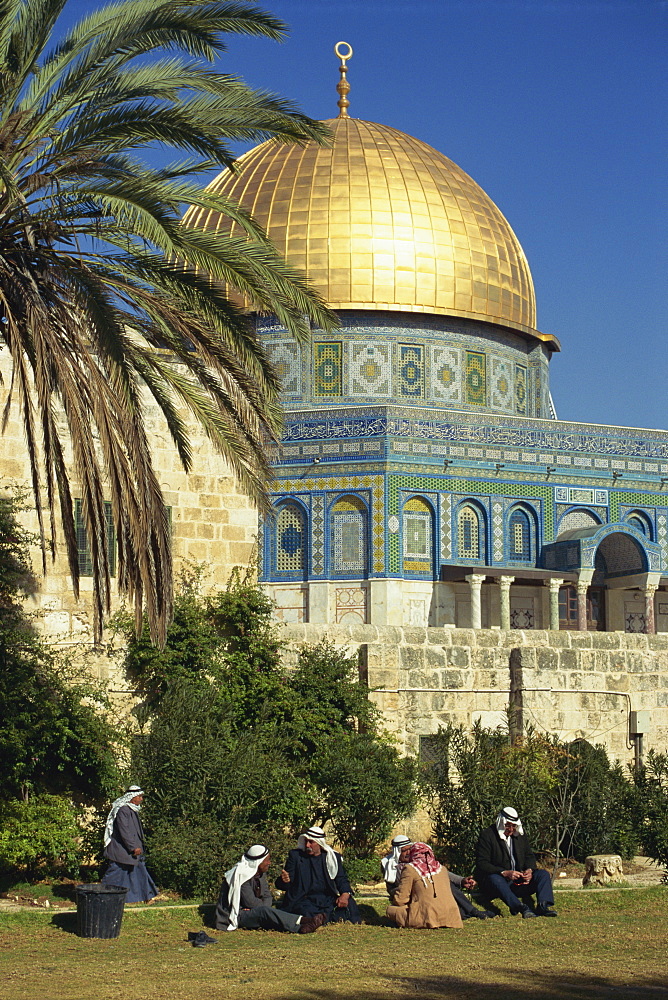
left=2, top=889, right=668, bottom=1000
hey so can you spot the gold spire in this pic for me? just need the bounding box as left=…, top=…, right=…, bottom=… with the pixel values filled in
left=334, top=41, right=353, bottom=118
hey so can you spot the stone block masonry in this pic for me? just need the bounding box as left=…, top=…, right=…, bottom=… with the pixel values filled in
left=277, top=624, right=668, bottom=764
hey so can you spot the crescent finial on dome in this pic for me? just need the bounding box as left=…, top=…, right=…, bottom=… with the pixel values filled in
left=334, top=41, right=353, bottom=118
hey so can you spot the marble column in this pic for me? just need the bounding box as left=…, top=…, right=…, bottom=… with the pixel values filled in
left=496, top=575, right=515, bottom=630
left=644, top=584, right=658, bottom=634
left=545, top=578, right=564, bottom=631
left=576, top=580, right=589, bottom=631
left=465, top=573, right=487, bottom=629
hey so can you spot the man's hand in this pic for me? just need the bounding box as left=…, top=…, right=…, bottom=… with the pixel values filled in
left=278, top=869, right=290, bottom=883
left=501, top=869, right=523, bottom=881
left=518, top=869, right=533, bottom=884
left=132, top=847, right=142, bottom=857
left=336, top=892, right=350, bottom=908
left=461, top=876, right=476, bottom=890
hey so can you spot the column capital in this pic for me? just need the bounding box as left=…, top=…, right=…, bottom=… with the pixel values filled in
left=544, top=577, right=564, bottom=593
left=464, top=573, right=487, bottom=586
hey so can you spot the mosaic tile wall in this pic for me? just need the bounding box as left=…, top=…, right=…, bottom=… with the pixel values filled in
left=258, top=311, right=551, bottom=418
left=262, top=464, right=665, bottom=583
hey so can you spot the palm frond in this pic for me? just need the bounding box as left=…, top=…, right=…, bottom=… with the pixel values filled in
left=0, top=0, right=339, bottom=645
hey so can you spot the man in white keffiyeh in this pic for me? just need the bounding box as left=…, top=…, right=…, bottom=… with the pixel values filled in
left=381, top=835, right=412, bottom=896
left=101, top=786, right=158, bottom=903
left=276, top=826, right=361, bottom=925
left=474, top=806, right=557, bottom=918
left=215, top=845, right=321, bottom=933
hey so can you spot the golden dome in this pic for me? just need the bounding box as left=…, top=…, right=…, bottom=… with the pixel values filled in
left=189, top=117, right=557, bottom=347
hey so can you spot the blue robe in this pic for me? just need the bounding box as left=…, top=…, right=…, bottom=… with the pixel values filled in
left=276, top=848, right=361, bottom=924
left=101, top=805, right=157, bottom=903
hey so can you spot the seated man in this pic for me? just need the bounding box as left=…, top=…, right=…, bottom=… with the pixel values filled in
left=386, top=842, right=462, bottom=930
left=276, top=825, right=361, bottom=925
left=380, top=834, right=412, bottom=898
left=215, top=844, right=325, bottom=934
left=382, top=835, right=495, bottom=920
left=474, top=806, right=557, bottom=918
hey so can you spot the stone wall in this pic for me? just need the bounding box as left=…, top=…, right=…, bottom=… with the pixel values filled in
left=0, top=353, right=259, bottom=688
left=277, top=623, right=668, bottom=765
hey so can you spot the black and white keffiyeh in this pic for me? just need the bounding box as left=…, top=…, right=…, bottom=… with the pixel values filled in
left=381, top=835, right=413, bottom=884
left=224, top=845, right=270, bottom=931
left=297, top=826, right=339, bottom=880
left=103, top=786, right=144, bottom=848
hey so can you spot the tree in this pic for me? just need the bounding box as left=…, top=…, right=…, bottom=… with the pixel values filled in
left=0, top=488, right=121, bottom=804
left=423, top=721, right=643, bottom=874
left=117, top=577, right=418, bottom=895
left=0, top=0, right=337, bottom=644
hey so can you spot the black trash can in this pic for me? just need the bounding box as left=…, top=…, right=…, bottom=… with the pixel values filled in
left=76, top=884, right=128, bottom=938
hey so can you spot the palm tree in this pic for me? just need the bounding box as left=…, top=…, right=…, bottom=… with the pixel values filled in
left=0, top=0, right=336, bottom=644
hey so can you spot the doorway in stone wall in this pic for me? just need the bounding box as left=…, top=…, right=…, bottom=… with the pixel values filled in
left=558, top=585, right=606, bottom=631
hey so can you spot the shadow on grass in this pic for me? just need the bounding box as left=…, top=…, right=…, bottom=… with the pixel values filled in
left=50, top=912, right=78, bottom=935
left=196, top=902, right=388, bottom=930
left=271, top=971, right=668, bottom=999
left=198, top=903, right=216, bottom=928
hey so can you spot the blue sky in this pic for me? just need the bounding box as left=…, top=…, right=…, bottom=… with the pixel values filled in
left=60, top=0, right=666, bottom=430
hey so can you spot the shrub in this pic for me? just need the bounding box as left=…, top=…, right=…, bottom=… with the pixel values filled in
left=119, top=579, right=418, bottom=897
left=423, top=721, right=560, bottom=873
left=342, top=854, right=383, bottom=887
left=559, top=741, right=642, bottom=861
left=0, top=795, right=82, bottom=877
left=633, top=750, right=668, bottom=867
left=423, top=721, right=643, bottom=873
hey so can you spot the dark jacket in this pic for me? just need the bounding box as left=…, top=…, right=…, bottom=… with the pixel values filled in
left=104, top=805, right=146, bottom=867
left=474, top=824, right=538, bottom=881
left=276, top=847, right=352, bottom=915
left=215, top=873, right=273, bottom=930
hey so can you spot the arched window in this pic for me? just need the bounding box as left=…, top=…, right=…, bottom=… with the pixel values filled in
left=458, top=504, right=483, bottom=560
left=403, top=497, right=434, bottom=576
left=626, top=512, right=652, bottom=540
left=274, top=504, right=307, bottom=579
left=330, top=496, right=368, bottom=577
left=509, top=508, right=532, bottom=562
left=557, top=508, right=601, bottom=537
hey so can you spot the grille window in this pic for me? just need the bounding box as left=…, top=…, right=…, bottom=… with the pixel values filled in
left=509, top=510, right=531, bottom=560
left=458, top=506, right=480, bottom=559
left=276, top=505, right=306, bottom=574
left=75, top=499, right=116, bottom=577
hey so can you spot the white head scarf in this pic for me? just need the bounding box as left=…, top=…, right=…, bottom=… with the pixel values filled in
left=104, top=786, right=144, bottom=847
left=223, top=845, right=270, bottom=932
left=381, top=835, right=413, bottom=884
left=297, top=825, right=339, bottom=880
left=496, top=806, right=524, bottom=839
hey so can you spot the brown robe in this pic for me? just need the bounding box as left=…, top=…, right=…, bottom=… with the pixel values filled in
left=386, top=865, right=463, bottom=929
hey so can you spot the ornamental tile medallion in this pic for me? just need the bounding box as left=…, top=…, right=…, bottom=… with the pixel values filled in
left=430, top=345, right=462, bottom=403
left=265, top=340, right=302, bottom=396
left=491, top=356, right=513, bottom=412
left=515, top=364, right=527, bottom=415
left=349, top=342, right=391, bottom=397
left=399, top=344, right=424, bottom=398
left=314, top=341, right=342, bottom=396
left=465, top=351, right=486, bottom=406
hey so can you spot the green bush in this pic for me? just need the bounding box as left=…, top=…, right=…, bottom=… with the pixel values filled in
left=0, top=489, right=122, bottom=804
left=633, top=750, right=668, bottom=867
left=561, top=742, right=642, bottom=861
left=118, top=578, right=418, bottom=898
left=423, top=721, right=643, bottom=872
left=0, top=795, right=82, bottom=877
left=342, top=854, right=383, bottom=887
